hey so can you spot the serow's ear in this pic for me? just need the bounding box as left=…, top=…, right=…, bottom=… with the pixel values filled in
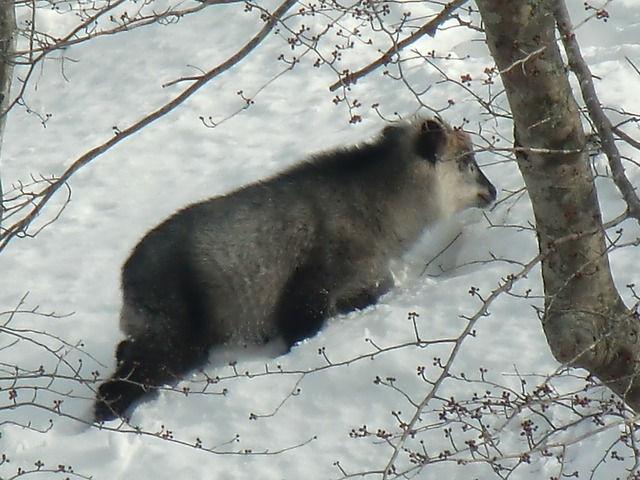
left=414, top=119, right=443, bottom=163
left=382, top=124, right=402, bottom=143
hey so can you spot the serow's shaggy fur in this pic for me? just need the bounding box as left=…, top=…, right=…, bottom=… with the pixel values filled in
left=93, top=117, right=496, bottom=422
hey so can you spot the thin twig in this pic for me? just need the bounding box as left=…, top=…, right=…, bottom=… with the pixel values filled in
left=381, top=251, right=544, bottom=479
left=625, top=56, right=640, bottom=77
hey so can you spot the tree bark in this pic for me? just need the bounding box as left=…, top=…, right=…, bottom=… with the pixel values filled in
left=475, top=0, right=640, bottom=409
left=0, top=0, right=15, bottom=227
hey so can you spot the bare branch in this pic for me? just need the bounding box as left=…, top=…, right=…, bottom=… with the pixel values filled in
left=555, top=1, right=640, bottom=222
left=328, top=0, right=469, bottom=92
left=0, top=0, right=299, bottom=252
left=613, top=123, right=640, bottom=151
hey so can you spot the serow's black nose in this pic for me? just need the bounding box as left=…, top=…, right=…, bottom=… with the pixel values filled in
left=477, top=182, right=497, bottom=207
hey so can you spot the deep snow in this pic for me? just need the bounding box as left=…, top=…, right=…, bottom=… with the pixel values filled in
left=2, top=0, right=640, bottom=479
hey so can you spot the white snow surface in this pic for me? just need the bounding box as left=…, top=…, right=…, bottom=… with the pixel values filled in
left=1, top=1, right=640, bottom=479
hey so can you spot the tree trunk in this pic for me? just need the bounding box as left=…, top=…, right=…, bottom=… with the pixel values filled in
left=0, top=0, right=15, bottom=227
left=475, top=0, right=640, bottom=409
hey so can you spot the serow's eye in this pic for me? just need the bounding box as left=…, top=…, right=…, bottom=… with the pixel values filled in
left=458, top=154, right=477, bottom=173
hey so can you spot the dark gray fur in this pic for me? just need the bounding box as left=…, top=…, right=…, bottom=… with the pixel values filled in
left=93, top=117, right=496, bottom=422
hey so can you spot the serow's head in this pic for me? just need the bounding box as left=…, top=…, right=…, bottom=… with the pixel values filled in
left=412, top=117, right=496, bottom=217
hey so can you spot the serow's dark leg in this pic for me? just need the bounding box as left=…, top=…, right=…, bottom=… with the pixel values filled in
left=93, top=336, right=207, bottom=422
left=274, top=265, right=332, bottom=350
left=334, top=275, right=393, bottom=314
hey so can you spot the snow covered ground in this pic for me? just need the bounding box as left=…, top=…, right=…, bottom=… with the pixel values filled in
left=1, top=1, right=640, bottom=478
